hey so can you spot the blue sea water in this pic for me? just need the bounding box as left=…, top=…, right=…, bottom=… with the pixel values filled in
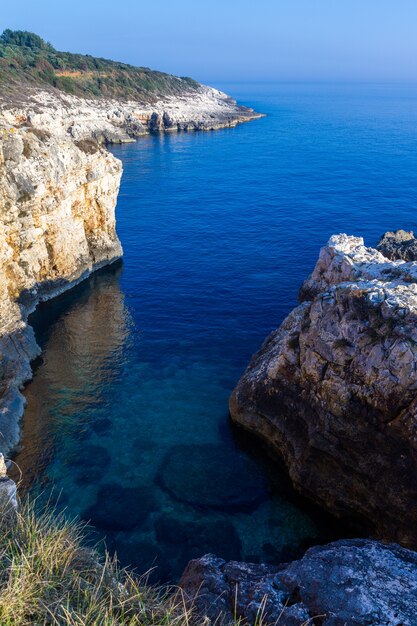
left=13, top=83, right=417, bottom=582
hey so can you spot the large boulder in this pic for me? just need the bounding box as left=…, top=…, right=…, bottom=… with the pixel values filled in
left=377, top=229, right=417, bottom=261
left=180, top=539, right=417, bottom=626
left=230, top=234, right=417, bottom=546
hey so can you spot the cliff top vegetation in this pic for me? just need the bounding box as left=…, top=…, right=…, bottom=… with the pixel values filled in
left=0, top=29, right=200, bottom=102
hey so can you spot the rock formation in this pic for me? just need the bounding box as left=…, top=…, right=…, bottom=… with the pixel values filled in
left=0, top=78, right=260, bottom=456
left=0, top=453, right=17, bottom=512
left=230, top=233, right=417, bottom=547
left=180, top=540, right=417, bottom=625
left=0, top=123, right=122, bottom=454
left=377, top=229, right=417, bottom=262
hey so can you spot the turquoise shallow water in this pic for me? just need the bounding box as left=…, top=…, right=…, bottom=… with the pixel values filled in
left=13, top=82, right=417, bottom=581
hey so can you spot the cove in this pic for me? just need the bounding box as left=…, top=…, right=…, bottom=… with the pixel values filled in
left=13, top=82, right=417, bottom=582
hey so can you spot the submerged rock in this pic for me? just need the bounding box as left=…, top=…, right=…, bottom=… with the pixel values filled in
left=82, top=483, right=157, bottom=531
left=154, top=515, right=242, bottom=563
left=180, top=539, right=417, bottom=626
left=230, top=233, right=417, bottom=547
left=157, top=444, right=267, bottom=512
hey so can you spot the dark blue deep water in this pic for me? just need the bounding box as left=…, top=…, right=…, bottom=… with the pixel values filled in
left=14, top=83, right=417, bottom=581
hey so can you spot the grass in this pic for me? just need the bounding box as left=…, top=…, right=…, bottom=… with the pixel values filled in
left=0, top=497, right=323, bottom=625
left=0, top=498, right=194, bottom=626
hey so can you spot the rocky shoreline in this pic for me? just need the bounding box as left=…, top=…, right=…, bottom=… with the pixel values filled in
left=176, top=231, right=417, bottom=625
left=0, top=84, right=261, bottom=456
left=4, top=67, right=417, bottom=624
left=230, top=231, right=417, bottom=548
left=180, top=540, right=417, bottom=625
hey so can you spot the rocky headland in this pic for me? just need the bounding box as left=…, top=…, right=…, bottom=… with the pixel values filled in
left=230, top=231, right=417, bottom=547
left=0, top=31, right=261, bottom=456
left=178, top=230, right=417, bottom=625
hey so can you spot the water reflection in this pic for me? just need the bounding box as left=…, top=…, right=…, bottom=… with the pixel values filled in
left=13, top=262, right=132, bottom=491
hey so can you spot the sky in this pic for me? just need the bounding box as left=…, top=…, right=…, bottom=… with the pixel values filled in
left=1, top=0, right=417, bottom=84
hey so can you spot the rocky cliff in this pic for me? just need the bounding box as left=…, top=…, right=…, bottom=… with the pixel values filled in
left=0, top=122, right=122, bottom=454
left=230, top=233, right=417, bottom=547
left=0, top=71, right=260, bottom=455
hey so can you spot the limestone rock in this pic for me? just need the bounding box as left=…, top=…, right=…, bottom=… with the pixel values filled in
left=0, top=86, right=262, bottom=144
left=0, top=124, right=122, bottom=454
left=230, top=234, right=417, bottom=547
left=377, top=229, right=417, bottom=261
left=180, top=540, right=417, bottom=625
left=0, top=476, right=17, bottom=512
left=0, top=453, right=17, bottom=512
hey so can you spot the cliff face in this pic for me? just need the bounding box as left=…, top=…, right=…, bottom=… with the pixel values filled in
left=1, top=86, right=261, bottom=143
left=230, top=234, right=417, bottom=547
left=0, top=123, right=122, bottom=454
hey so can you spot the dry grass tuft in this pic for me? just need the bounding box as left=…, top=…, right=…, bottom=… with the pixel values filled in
left=0, top=499, right=193, bottom=625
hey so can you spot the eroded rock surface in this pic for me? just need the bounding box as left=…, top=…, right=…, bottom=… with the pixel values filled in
left=180, top=540, right=417, bottom=625
left=377, top=229, right=417, bottom=262
left=230, top=234, right=417, bottom=546
left=0, top=124, right=122, bottom=454
left=0, top=86, right=261, bottom=144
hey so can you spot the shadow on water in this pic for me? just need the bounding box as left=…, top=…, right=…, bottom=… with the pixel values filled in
left=12, top=261, right=131, bottom=492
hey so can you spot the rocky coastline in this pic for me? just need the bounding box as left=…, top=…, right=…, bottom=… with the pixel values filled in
left=180, top=540, right=417, bottom=625
left=0, top=83, right=260, bottom=457
left=178, top=230, right=417, bottom=625
left=230, top=231, right=417, bottom=548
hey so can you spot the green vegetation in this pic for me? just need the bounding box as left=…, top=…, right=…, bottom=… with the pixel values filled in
left=0, top=499, right=192, bottom=625
left=0, top=496, right=283, bottom=625
left=0, top=29, right=200, bottom=102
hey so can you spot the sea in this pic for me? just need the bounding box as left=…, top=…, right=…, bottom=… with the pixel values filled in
left=12, top=82, right=417, bottom=581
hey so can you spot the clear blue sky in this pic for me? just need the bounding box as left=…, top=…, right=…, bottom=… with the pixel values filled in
left=2, top=0, right=417, bottom=84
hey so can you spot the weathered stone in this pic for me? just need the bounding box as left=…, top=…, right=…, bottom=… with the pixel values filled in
left=180, top=540, right=417, bottom=626
left=157, top=444, right=267, bottom=512
left=0, top=454, right=17, bottom=512
left=0, top=477, right=18, bottom=512
left=377, top=229, right=417, bottom=261
left=0, top=124, right=122, bottom=455
left=0, top=453, right=7, bottom=478
left=230, top=234, right=417, bottom=547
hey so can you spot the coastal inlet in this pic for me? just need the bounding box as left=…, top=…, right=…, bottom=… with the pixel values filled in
left=12, top=82, right=417, bottom=581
